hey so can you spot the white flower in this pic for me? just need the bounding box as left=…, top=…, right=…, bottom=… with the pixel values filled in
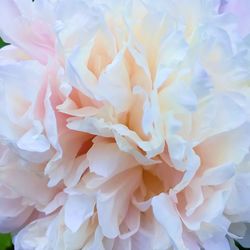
left=0, top=0, right=250, bottom=249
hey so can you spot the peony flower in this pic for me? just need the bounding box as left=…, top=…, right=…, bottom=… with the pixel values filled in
left=0, top=0, right=250, bottom=249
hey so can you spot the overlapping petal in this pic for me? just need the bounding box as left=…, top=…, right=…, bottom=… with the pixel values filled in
left=0, top=0, right=250, bottom=249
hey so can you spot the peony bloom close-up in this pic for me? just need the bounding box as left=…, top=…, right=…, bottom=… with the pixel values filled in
left=0, top=0, right=250, bottom=249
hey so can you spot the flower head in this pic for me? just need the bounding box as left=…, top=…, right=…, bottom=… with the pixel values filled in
left=0, top=0, right=250, bottom=249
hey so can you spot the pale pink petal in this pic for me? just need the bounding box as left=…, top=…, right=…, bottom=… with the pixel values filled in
left=152, top=193, right=187, bottom=249
left=64, top=194, right=95, bottom=233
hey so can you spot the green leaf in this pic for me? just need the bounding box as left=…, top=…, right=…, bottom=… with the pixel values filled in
left=0, top=38, right=8, bottom=48
left=0, top=234, right=13, bottom=250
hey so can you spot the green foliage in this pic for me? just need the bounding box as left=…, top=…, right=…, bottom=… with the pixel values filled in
left=0, top=234, right=13, bottom=250
left=0, top=38, right=7, bottom=48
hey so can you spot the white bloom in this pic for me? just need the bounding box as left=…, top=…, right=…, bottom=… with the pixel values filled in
left=0, top=0, right=250, bottom=249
